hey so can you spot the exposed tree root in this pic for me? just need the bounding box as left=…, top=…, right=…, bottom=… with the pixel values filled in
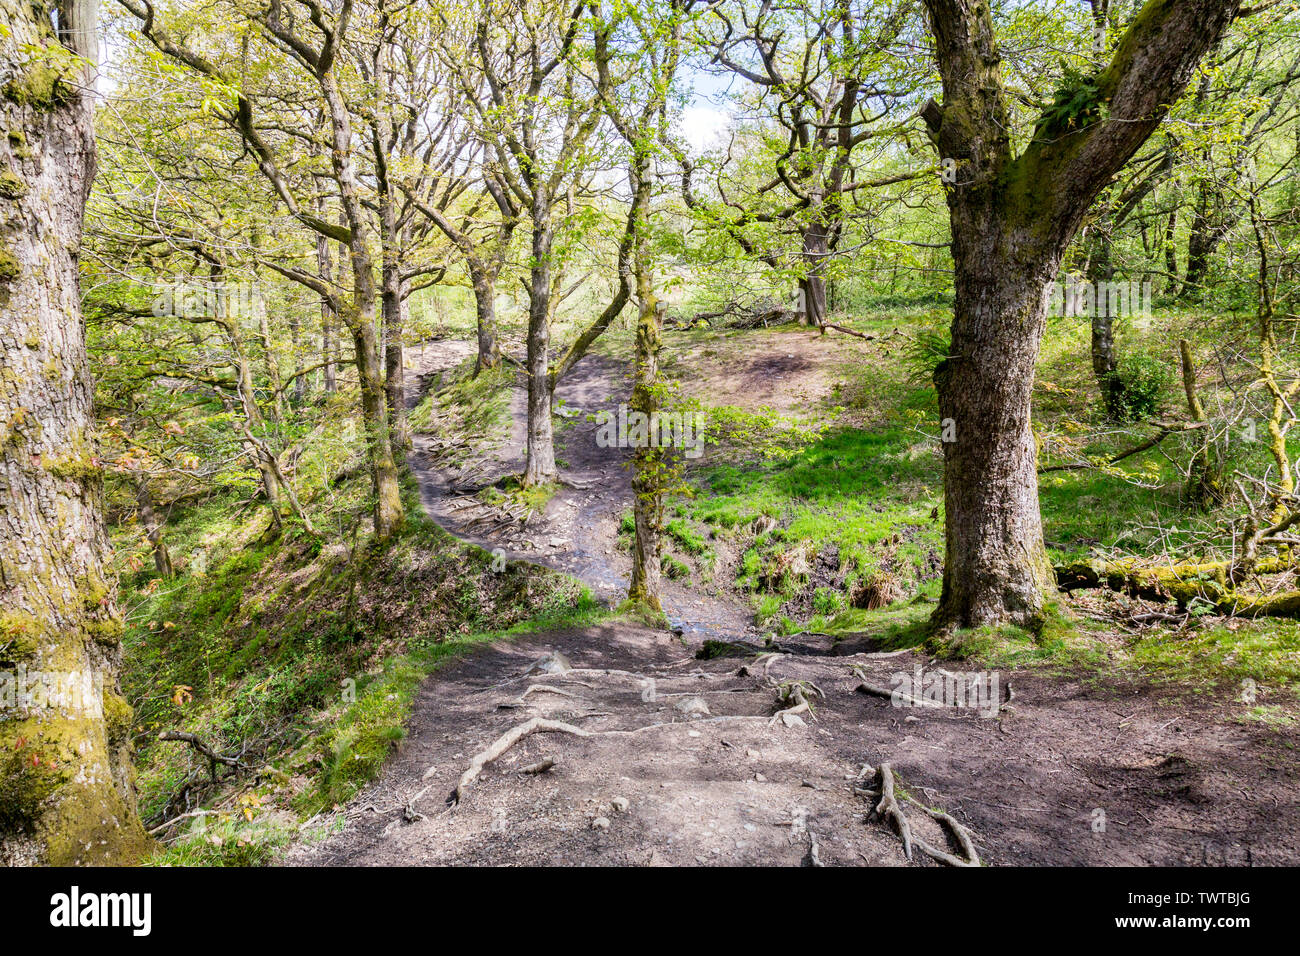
left=770, top=679, right=824, bottom=726
left=854, top=677, right=948, bottom=709
left=520, top=684, right=579, bottom=702
left=805, top=830, right=824, bottom=867
left=871, top=762, right=913, bottom=860
left=906, top=798, right=981, bottom=867
left=448, top=718, right=592, bottom=807
left=443, top=711, right=784, bottom=811
left=859, top=763, right=981, bottom=867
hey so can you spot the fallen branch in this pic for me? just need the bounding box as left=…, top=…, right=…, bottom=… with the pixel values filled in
left=1055, top=555, right=1300, bottom=616
left=821, top=322, right=875, bottom=342
left=1039, top=421, right=1204, bottom=475
left=157, top=730, right=246, bottom=778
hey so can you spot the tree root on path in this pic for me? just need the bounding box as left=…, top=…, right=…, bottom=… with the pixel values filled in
left=858, top=762, right=981, bottom=867
left=770, top=679, right=824, bottom=726
left=448, top=717, right=593, bottom=807
left=854, top=677, right=948, bottom=709
left=440, top=710, right=800, bottom=812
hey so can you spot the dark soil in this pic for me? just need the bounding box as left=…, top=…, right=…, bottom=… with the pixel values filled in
left=285, top=339, right=1300, bottom=867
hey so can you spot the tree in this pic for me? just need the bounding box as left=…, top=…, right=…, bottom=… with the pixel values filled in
left=0, top=0, right=150, bottom=864
left=593, top=0, right=688, bottom=611
left=441, top=0, right=628, bottom=486
left=919, top=0, right=1243, bottom=629
left=120, top=0, right=406, bottom=537
left=691, top=0, right=922, bottom=330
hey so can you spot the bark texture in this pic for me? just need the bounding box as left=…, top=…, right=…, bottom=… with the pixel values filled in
left=1, top=0, right=150, bottom=864
left=921, top=0, right=1242, bottom=629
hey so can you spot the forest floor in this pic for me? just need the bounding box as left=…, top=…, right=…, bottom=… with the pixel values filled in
left=285, top=330, right=1300, bottom=866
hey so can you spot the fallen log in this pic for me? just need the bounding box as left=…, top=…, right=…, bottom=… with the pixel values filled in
left=1055, top=556, right=1300, bottom=617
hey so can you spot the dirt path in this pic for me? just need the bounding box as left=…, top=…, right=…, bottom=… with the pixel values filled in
left=288, top=625, right=1299, bottom=865
left=285, top=339, right=1300, bottom=866
left=404, top=339, right=753, bottom=640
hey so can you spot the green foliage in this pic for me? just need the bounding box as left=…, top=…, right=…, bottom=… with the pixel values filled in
left=665, top=519, right=707, bottom=555
left=1034, top=66, right=1104, bottom=139
left=1106, top=353, right=1173, bottom=423
left=660, top=554, right=690, bottom=579
left=901, top=325, right=952, bottom=388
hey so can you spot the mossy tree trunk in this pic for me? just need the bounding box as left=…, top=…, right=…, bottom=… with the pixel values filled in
left=627, top=157, right=662, bottom=612
left=317, top=234, right=337, bottom=394
left=799, top=221, right=830, bottom=332
left=472, top=274, right=502, bottom=373
left=523, top=198, right=559, bottom=487
left=0, top=0, right=150, bottom=864
left=1086, top=225, right=1126, bottom=419
left=920, top=0, right=1242, bottom=630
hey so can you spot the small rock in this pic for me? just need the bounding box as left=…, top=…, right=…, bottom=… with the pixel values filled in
left=904, top=715, right=921, bottom=723
left=591, top=816, right=610, bottom=830
left=688, top=729, right=701, bottom=738
left=610, top=796, right=630, bottom=813
left=746, top=748, right=760, bottom=759
left=529, top=651, right=572, bottom=675
left=754, top=772, right=766, bottom=782
left=674, top=696, right=711, bottom=717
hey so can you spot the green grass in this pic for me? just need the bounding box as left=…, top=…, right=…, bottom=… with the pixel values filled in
left=1123, top=619, right=1300, bottom=690
left=118, top=468, right=594, bottom=853
left=684, top=426, right=945, bottom=610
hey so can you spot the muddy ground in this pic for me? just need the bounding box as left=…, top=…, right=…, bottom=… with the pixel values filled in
left=285, top=336, right=1300, bottom=867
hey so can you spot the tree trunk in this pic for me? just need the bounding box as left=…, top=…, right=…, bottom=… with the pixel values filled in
left=354, top=316, right=403, bottom=539
left=799, top=225, right=830, bottom=332
left=920, top=0, right=1240, bottom=629
left=317, top=238, right=337, bottom=394
left=934, top=252, right=1057, bottom=630
left=319, top=66, right=403, bottom=537
left=0, top=0, right=150, bottom=864
left=472, top=272, right=501, bottom=373
left=1086, top=229, right=1124, bottom=419
left=523, top=212, right=557, bottom=486
left=1163, top=205, right=1178, bottom=294
left=1179, top=339, right=1222, bottom=509
left=627, top=154, right=662, bottom=611
left=135, top=478, right=175, bottom=578
left=218, top=298, right=283, bottom=525
left=380, top=264, right=410, bottom=458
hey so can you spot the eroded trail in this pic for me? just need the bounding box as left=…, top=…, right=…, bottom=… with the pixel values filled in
left=288, top=623, right=1299, bottom=865
left=404, top=339, right=753, bottom=639
left=286, top=340, right=1300, bottom=867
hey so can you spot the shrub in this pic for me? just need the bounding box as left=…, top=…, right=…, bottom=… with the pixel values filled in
left=1105, top=353, right=1172, bottom=423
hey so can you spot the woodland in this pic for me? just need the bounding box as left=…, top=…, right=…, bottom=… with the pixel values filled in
left=2, top=0, right=1300, bottom=868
